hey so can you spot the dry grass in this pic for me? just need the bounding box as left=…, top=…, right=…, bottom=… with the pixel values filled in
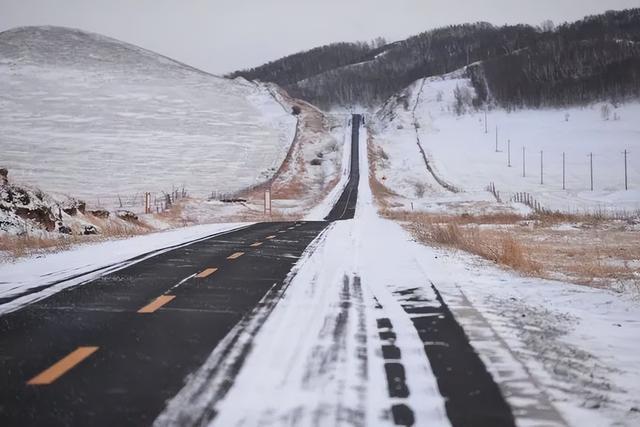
left=0, top=234, right=79, bottom=259
left=84, top=212, right=153, bottom=237
left=153, top=201, right=200, bottom=228
left=406, top=217, right=541, bottom=274
left=393, top=209, right=640, bottom=291
left=368, top=132, right=402, bottom=212
left=241, top=102, right=334, bottom=205
left=1, top=215, right=154, bottom=260
left=388, top=211, right=525, bottom=226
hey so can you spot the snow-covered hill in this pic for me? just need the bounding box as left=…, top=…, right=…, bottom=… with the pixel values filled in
left=372, top=70, right=640, bottom=214
left=0, top=26, right=296, bottom=208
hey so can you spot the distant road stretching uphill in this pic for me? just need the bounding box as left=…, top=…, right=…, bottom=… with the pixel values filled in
left=0, top=116, right=362, bottom=426
left=324, top=113, right=360, bottom=221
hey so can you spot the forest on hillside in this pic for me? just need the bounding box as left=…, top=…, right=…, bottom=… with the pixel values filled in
left=229, top=9, right=640, bottom=110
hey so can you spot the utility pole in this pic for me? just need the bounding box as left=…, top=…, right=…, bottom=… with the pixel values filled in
left=507, top=139, right=511, bottom=167
left=589, top=153, right=594, bottom=191
left=522, top=147, right=526, bottom=177
left=624, top=149, right=628, bottom=190
left=540, top=150, right=544, bottom=185
left=495, top=126, right=499, bottom=152
left=562, top=152, right=566, bottom=190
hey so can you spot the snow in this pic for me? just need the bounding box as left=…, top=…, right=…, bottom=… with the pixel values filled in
left=0, top=26, right=296, bottom=209
left=373, top=71, right=640, bottom=214
left=0, top=222, right=249, bottom=314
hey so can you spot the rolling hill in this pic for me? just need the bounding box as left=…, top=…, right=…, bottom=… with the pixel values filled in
left=231, top=9, right=640, bottom=109
left=0, top=26, right=296, bottom=207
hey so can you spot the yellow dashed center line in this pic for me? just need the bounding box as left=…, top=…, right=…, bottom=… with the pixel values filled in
left=265, top=235, right=276, bottom=240
left=138, top=295, right=175, bottom=313
left=27, top=346, right=99, bottom=385
left=196, top=268, right=218, bottom=278
left=250, top=242, right=263, bottom=247
left=227, top=252, right=245, bottom=260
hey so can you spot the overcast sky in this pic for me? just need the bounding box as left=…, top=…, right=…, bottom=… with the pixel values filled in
left=1, top=0, right=639, bottom=74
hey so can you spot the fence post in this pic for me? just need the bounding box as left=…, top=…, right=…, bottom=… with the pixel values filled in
left=624, top=149, right=628, bottom=191
left=264, top=188, right=272, bottom=216
left=522, top=147, right=526, bottom=177
left=562, top=152, right=566, bottom=190
left=540, top=150, right=544, bottom=185
left=507, top=139, right=511, bottom=167
left=589, top=152, right=594, bottom=191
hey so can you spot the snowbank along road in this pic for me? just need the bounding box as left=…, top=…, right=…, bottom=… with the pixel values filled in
left=0, top=114, right=519, bottom=426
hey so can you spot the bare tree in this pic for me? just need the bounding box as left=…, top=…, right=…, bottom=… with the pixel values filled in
left=540, top=20, right=555, bottom=32
left=453, top=85, right=473, bottom=115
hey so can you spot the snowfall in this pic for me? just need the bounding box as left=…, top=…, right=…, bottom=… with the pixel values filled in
left=2, top=124, right=639, bottom=427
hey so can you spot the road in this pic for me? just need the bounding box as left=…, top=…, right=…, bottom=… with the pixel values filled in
left=324, top=114, right=360, bottom=221
left=0, top=113, right=515, bottom=427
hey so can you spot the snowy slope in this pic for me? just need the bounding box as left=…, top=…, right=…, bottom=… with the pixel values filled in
left=372, top=71, right=640, bottom=213
left=0, top=26, right=296, bottom=208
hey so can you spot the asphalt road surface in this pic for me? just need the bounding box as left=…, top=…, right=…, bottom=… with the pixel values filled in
left=324, top=113, right=360, bottom=221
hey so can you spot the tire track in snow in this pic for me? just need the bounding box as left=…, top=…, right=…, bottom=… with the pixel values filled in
left=300, top=274, right=368, bottom=426
left=373, top=293, right=416, bottom=427
left=393, top=285, right=516, bottom=427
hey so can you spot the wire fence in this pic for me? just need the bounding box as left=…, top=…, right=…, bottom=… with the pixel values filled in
left=488, top=121, right=633, bottom=193
left=476, top=112, right=637, bottom=215
left=84, top=185, right=260, bottom=215
left=86, top=187, right=189, bottom=214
